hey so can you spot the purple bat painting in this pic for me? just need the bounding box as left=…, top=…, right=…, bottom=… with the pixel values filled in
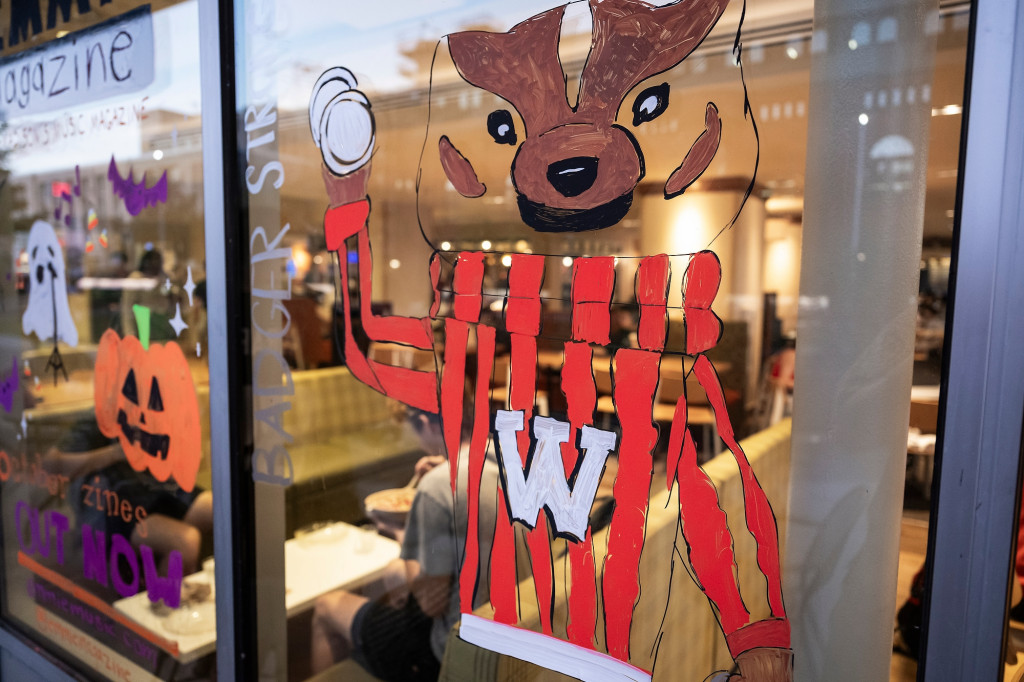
left=108, top=157, right=168, bottom=216
left=0, top=357, right=18, bottom=413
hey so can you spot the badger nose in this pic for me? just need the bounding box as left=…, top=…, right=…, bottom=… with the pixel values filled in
left=547, top=157, right=599, bottom=198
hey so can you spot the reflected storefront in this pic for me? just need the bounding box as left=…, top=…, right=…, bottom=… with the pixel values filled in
left=0, top=0, right=1022, bottom=681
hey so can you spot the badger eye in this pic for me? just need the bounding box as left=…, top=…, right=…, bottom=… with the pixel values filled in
left=487, top=110, right=517, bottom=145
left=632, top=83, right=670, bottom=126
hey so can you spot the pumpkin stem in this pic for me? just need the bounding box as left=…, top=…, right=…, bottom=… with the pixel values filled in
left=132, top=304, right=151, bottom=350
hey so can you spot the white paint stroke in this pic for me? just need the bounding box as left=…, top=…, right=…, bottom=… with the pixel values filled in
left=494, top=410, right=615, bottom=541
left=184, top=266, right=196, bottom=307
left=460, top=614, right=651, bottom=682
left=23, top=221, right=78, bottom=347
left=169, top=303, right=188, bottom=337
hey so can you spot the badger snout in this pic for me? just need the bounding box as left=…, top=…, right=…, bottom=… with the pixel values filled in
left=547, top=157, right=600, bottom=198
left=510, top=124, right=643, bottom=232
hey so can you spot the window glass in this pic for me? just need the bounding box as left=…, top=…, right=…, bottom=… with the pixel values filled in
left=0, top=2, right=216, bottom=679
left=892, top=10, right=967, bottom=678
left=234, top=1, right=968, bottom=681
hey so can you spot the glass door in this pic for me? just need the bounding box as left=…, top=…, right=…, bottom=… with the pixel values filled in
left=0, top=1, right=221, bottom=680
left=227, top=1, right=982, bottom=681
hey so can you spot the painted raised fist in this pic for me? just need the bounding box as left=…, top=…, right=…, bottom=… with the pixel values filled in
left=727, top=647, right=794, bottom=682
left=309, top=66, right=375, bottom=177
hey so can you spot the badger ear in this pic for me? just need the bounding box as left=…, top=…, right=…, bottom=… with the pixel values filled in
left=439, top=136, right=486, bottom=198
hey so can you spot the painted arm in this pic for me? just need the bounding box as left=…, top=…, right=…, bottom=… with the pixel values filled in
left=692, top=355, right=791, bottom=659
left=672, top=251, right=792, bottom=680
left=311, top=67, right=438, bottom=413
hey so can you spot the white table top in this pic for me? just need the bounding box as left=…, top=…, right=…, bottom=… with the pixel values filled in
left=284, top=523, right=400, bottom=614
left=113, top=522, right=400, bottom=663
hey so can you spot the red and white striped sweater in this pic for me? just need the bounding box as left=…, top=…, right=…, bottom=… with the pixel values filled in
left=325, top=200, right=789, bottom=673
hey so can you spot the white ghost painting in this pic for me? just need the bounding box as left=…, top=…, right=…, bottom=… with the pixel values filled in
left=23, top=220, right=78, bottom=348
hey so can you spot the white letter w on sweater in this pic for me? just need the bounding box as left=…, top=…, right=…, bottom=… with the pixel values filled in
left=494, top=410, right=616, bottom=542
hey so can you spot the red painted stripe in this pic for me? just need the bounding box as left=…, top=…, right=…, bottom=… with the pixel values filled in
left=561, top=341, right=599, bottom=649
left=338, top=249, right=438, bottom=412
left=726, top=618, right=791, bottom=658
left=674, top=419, right=749, bottom=634
left=507, top=329, right=555, bottom=635
left=571, top=257, right=615, bottom=345
left=440, top=320, right=469, bottom=493
left=372, top=360, right=439, bottom=413
left=602, top=349, right=659, bottom=661
left=568, top=526, right=599, bottom=650
left=337, top=250, right=384, bottom=394
left=507, top=251, right=542, bottom=422
left=461, top=325, right=495, bottom=614
left=323, top=200, right=370, bottom=251
left=636, top=255, right=670, bottom=352
left=509, top=334, right=538, bottom=456
left=684, top=308, right=723, bottom=355
left=327, top=227, right=439, bottom=412
left=694, top=353, right=786, bottom=620
left=491, top=331, right=540, bottom=628
left=506, top=254, right=545, bottom=336
left=453, top=252, right=485, bottom=323
left=665, top=357, right=687, bottom=490
left=429, top=253, right=442, bottom=320
left=683, top=251, right=723, bottom=355
left=683, top=251, right=721, bottom=307
left=490, top=486, right=519, bottom=625
left=356, top=231, right=434, bottom=349
left=560, top=342, right=595, bottom=474
left=527, top=517, right=555, bottom=636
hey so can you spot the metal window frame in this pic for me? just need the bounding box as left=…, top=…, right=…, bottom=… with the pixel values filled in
left=199, top=0, right=257, bottom=680
left=920, top=0, right=1024, bottom=679
left=0, top=627, right=75, bottom=681
left=0, top=1, right=256, bottom=679
left=3, top=0, right=1023, bottom=679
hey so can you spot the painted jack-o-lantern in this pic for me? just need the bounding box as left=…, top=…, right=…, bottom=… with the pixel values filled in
left=94, top=329, right=201, bottom=492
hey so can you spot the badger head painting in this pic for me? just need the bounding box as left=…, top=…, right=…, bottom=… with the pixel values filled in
left=311, top=1, right=791, bottom=680
left=23, top=220, right=79, bottom=354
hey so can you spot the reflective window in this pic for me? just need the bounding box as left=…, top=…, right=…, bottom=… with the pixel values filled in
left=0, top=2, right=216, bottom=679
left=234, top=1, right=967, bottom=681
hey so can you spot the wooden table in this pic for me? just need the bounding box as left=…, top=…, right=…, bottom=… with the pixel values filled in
left=909, top=385, right=940, bottom=433
left=26, top=370, right=95, bottom=413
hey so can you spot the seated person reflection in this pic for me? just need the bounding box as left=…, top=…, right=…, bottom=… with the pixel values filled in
left=311, top=411, right=499, bottom=681
left=45, top=439, right=212, bottom=578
